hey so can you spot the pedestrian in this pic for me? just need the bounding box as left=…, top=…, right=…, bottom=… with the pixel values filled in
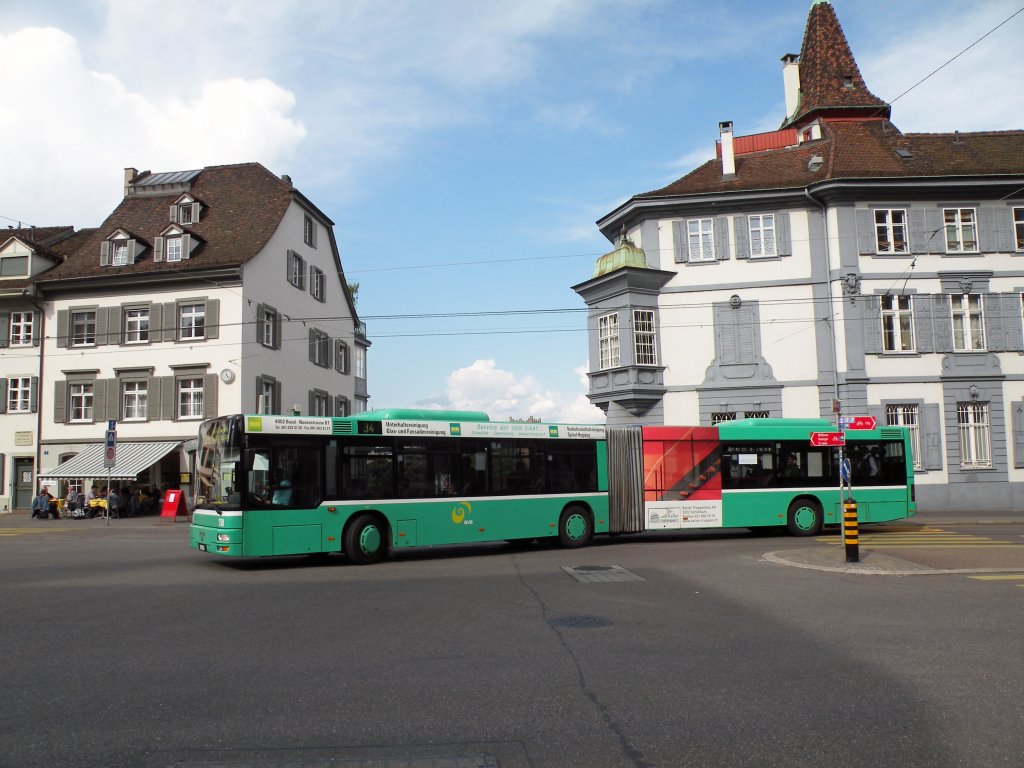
left=31, top=488, right=51, bottom=519
left=107, top=485, right=122, bottom=519
left=65, top=487, right=81, bottom=518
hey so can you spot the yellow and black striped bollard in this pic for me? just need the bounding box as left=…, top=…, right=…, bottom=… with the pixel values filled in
left=843, top=498, right=859, bottom=563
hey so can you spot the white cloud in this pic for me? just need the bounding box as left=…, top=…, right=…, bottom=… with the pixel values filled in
left=433, top=359, right=604, bottom=423
left=0, top=27, right=305, bottom=227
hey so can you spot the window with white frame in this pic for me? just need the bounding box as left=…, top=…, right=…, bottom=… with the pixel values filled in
left=711, top=412, right=736, bottom=424
left=310, top=329, right=330, bottom=367
left=874, top=209, right=909, bottom=253
left=633, top=310, right=658, bottom=366
left=335, top=340, right=349, bottom=373
left=177, top=204, right=193, bottom=224
left=70, top=383, right=94, bottom=422
left=355, top=346, right=366, bottom=379
left=336, top=396, right=350, bottom=417
left=260, top=378, right=276, bottom=414
left=355, top=397, right=368, bottom=413
left=598, top=313, right=620, bottom=370
left=287, top=251, right=305, bottom=288
left=951, top=293, right=985, bottom=351
left=111, top=240, right=129, bottom=266
left=7, top=377, right=31, bottom=412
left=1014, top=207, right=1024, bottom=251
left=687, top=218, right=715, bottom=262
left=122, top=381, right=148, bottom=421
left=943, top=208, right=978, bottom=253
left=881, top=294, right=915, bottom=352
left=885, top=404, right=922, bottom=470
left=310, top=266, right=325, bottom=301
left=9, top=311, right=34, bottom=345
left=748, top=214, right=776, bottom=257
left=957, top=401, right=992, bottom=469
left=260, top=307, right=277, bottom=348
left=165, top=236, right=183, bottom=262
left=303, top=215, right=316, bottom=247
left=179, top=304, right=205, bottom=341
left=744, top=410, right=769, bottom=419
left=71, top=310, right=96, bottom=346
left=177, top=378, right=204, bottom=419
left=123, top=307, right=150, bottom=344
left=312, top=390, right=329, bottom=416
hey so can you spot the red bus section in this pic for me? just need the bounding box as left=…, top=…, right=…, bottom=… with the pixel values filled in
left=642, top=426, right=723, bottom=529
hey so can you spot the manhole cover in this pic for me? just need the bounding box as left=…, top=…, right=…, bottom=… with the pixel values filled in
left=548, top=615, right=614, bottom=629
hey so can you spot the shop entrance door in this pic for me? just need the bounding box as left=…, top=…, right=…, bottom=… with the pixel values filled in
left=13, top=458, right=34, bottom=510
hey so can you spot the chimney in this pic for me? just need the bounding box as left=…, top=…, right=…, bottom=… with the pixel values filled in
left=719, top=121, right=735, bottom=177
left=123, top=167, right=138, bottom=197
left=781, top=53, right=800, bottom=120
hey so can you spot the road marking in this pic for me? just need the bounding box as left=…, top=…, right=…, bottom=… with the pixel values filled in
left=968, top=574, right=1024, bottom=581
left=817, top=527, right=1024, bottom=548
left=0, top=528, right=72, bottom=536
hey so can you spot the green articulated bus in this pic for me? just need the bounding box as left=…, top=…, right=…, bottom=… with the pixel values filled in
left=189, top=411, right=915, bottom=563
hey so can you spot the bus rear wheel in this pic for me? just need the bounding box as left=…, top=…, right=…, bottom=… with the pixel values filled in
left=558, top=505, right=593, bottom=549
left=786, top=498, right=822, bottom=536
left=344, top=513, right=387, bottom=564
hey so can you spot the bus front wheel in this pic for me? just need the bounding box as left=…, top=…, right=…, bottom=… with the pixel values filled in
left=786, top=499, right=823, bottom=537
left=344, top=513, right=388, bottom=565
left=558, top=505, right=593, bottom=549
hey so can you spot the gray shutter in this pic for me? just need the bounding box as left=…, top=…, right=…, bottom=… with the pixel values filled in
left=925, top=208, right=945, bottom=253
left=672, top=221, right=688, bottom=263
left=106, top=378, right=119, bottom=421
left=127, top=239, right=138, bottom=263
left=274, top=381, right=282, bottom=414
left=29, top=377, right=38, bottom=413
left=733, top=216, right=749, bottom=259
left=100, top=241, right=111, bottom=266
left=909, top=208, right=928, bottom=254
left=255, top=376, right=264, bottom=412
left=714, top=217, right=730, bottom=260
left=308, top=390, right=315, bottom=417
left=160, top=376, right=174, bottom=421
left=325, top=336, right=333, bottom=369
left=203, top=374, right=218, bottom=419
left=96, top=307, right=111, bottom=346
left=913, top=294, right=934, bottom=353
left=182, top=233, right=192, bottom=259
left=0, top=379, right=6, bottom=413
left=921, top=403, right=944, bottom=470
left=308, top=328, right=316, bottom=362
left=863, top=295, right=883, bottom=354
left=53, top=381, right=67, bottom=423
left=191, top=202, right=201, bottom=222
left=993, top=207, right=1015, bottom=252
left=0, top=313, right=8, bottom=348
left=1005, top=292, right=1024, bottom=352
left=154, top=237, right=164, bottom=262
left=932, top=294, right=953, bottom=352
left=206, top=299, right=220, bottom=340
left=162, top=302, right=177, bottom=342
left=1013, top=400, right=1024, bottom=468
left=274, top=312, right=282, bottom=350
left=31, top=311, right=41, bottom=346
left=983, top=293, right=1007, bottom=352
left=977, top=206, right=999, bottom=253
left=93, top=380, right=107, bottom=422
left=56, top=310, right=69, bottom=348
left=169, top=205, right=178, bottom=223
left=149, top=303, right=162, bottom=344
left=776, top=211, right=792, bottom=256
left=855, top=209, right=874, bottom=254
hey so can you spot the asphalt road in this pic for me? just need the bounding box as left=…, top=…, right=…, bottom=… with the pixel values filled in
left=1, top=519, right=1022, bottom=768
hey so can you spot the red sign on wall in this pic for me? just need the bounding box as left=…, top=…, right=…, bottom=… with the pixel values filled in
left=844, top=416, right=877, bottom=430
left=810, top=432, right=846, bottom=447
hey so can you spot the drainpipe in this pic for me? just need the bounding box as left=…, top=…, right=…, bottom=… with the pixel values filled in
left=26, top=289, right=46, bottom=496
left=804, top=189, right=841, bottom=408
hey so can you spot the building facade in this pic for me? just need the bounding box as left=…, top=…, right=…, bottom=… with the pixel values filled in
left=1, top=163, right=368, bottom=510
left=574, top=1, right=1024, bottom=512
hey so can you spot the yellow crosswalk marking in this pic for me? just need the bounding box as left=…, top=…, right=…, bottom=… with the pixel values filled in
left=817, top=527, right=1024, bottom=548
left=968, top=574, right=1024, bottom=581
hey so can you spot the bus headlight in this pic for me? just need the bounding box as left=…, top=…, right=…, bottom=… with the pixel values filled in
left=217, top=533, right=230, bottom=542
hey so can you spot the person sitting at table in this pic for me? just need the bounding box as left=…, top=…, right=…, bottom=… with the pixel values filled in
left=31, top=488, right=51, bottom=519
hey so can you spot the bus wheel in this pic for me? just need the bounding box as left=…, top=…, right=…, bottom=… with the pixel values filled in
left=558, top=505, right=593, bottom=549
left=786, top=499, right=822, bottom=536
left=344, top=513, right=387, bottom=564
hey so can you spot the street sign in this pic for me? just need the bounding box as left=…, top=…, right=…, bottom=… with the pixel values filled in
left=103, top=429, right=117, bottom=468
left=844, top=416, right=877, bottom=431
left=840, top=458, right=852, bottom=483
left=810, top=431, right=846, bottom=447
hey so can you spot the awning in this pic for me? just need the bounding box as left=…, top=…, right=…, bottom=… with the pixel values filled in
left=39, top=441, right=181, bottom=481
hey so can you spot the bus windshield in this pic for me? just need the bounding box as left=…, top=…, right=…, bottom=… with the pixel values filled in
left=195, top=416, right=244, bottom=508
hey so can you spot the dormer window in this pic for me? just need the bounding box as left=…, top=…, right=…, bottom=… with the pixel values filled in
left=154, top=225, right=194, bottom=263
left=101, top=230, right=139, bottom=266
left=112, top=240, right=129, bottom=266
left=170, top=195, right=202, bottom=225
left=165, top=236, right=183, bottom=262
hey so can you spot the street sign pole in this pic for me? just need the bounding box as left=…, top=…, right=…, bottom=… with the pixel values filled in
left=104, top=422, right=117, bottom=527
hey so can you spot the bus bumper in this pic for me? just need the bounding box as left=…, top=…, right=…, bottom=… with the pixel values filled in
left=190, top=523, right=243, bottom=556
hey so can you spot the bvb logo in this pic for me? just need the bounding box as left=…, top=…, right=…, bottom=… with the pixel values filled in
left=451, top=501, right=472, bottom=525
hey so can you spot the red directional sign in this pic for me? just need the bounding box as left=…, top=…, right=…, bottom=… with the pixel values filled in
left=810, top=431, right=846, bottom=447
left=845, top=416, right=877, bottom=431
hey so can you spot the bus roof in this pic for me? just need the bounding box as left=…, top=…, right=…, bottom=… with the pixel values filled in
left=354, top=408, right=491, bottom=422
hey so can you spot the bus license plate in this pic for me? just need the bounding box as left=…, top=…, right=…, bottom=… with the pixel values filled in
left=199, top=543, right=207, bottom=551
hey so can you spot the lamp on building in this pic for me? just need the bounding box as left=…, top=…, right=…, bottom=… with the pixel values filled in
left=730, top=294, right=742, bottom=308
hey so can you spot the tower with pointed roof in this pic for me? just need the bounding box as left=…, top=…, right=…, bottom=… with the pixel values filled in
left=575, top=1, right=1024, bottom=512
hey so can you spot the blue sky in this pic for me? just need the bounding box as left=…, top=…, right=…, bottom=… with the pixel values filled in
left=3, top=0, right=1023, bottom=421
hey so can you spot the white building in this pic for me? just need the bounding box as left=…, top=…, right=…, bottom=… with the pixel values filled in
left=2, top=163, right=368, bottom=510
left=574, top=1, right=1024, bottom=512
